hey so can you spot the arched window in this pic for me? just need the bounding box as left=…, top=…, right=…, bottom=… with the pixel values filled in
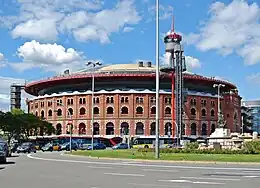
left=68, top=108, right=73, bottom=115
left=201, top=109, right=206, bottom=117
left=107, top=107, right=114, bottom=114
left=150, top=122, right=156, bottom=135
left=211, top=109, right=215, bottom=116
left=35, top=111, right=38, bottom=116
left=94, top=107, right=99, bottom=114
left=120, top=122, right=129, bottom=135
left=93, top=122, right=99, bottom=135
left=201, top=123, right=207, bottom=136
left=57, top=109, right=62, bottom=116
left=48, top=110, right=52, bottom=117
left=191, top=108, right=196, bottom=116
left=78, top=123, right=86, bottom=135
left=79, top=107, right=86, bottom=115
left=56, top=124, right=62, bottom=135
left=106, top=122, right=114, bottom=135
left=136, top=122, right=144, bottom=135
left=165, top=107, right=171, bottom=115
left=191, top=123, right=197, bottom=136
left=136, top=106, right=143, bottom=114
left=211, top=124, right=216, bottom=134
left=164, top=122, right=172, bottom=136
left=151, top=107, right=156, bottom=115
left=41, top=110, right=44, bottom=118
left=121, top=106, right=128, bottom=114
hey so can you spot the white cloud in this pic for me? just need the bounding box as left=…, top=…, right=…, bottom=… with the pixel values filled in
left=148, top=5, right=173, bottom=21
left=0, top=53, right=4, bottom=61
left=10, top=40, right=85, bottom=73
left=160, top=52, right=201, bottom=72
left=67, top=0, right=141, bottom=43
left=0, top=53, right=6, bottom=68
left=185, top=0, right=260, bottom=65
left=247, top=73, right=260, bottom=84
left=12, top=19, right=59, bottom=41
left=123, top=27, right=134, bottom=33
left=0, top=76, right=32, bottom=112
left=185, top=56, right=201, bottom=70
left=0, top=0, right=141, bottom=43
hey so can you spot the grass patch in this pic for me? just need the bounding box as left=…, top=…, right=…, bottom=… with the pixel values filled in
left=70, top=149, right=260, bottom=163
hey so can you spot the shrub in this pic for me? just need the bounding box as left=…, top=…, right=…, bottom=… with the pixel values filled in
left=243, top=141, right=260, bottom=154
left=184, top=142, right=199, bottom=150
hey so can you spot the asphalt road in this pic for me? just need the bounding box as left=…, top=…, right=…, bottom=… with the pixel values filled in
left=1, top=152, right=260, bottom=188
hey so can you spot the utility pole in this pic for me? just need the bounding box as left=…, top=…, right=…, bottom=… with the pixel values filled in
left=155, top=0, right=160, bottom=159
left=86, top=61, right=102, bottom=150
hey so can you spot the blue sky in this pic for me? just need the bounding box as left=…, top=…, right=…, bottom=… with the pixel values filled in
left=0, top=0, right=260, bottom=111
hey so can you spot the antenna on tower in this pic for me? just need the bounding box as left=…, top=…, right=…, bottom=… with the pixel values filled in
left=171, top=15, right=174, bottom=32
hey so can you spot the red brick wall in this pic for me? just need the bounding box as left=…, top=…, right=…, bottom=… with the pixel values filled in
left=28, top=92, right=241, bottom=137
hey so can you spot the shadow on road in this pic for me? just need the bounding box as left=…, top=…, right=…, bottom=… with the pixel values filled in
left=0, top=167, right=5, bottom=170
left=0, top=161, right=16, bottom=165
left=9, top=155, right=19, bottom=158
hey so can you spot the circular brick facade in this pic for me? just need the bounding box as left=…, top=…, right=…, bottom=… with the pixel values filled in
left=26, top=64, right=242, bottom=138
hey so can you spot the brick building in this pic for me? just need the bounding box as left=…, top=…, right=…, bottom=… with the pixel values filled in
left=25, top=63, right=242, bottom=138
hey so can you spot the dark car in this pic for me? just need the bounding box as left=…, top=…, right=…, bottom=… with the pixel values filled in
left=0, top=140, right=10, bottom=157
left=60, top=142, right=78, bottom=151
left=0, top=145, right=6, bottom=163
left=87, top=143, right=106, bottom=150
left=17, top=142, right=36, bottom=153
left=112, top=143, right=129, bottom=150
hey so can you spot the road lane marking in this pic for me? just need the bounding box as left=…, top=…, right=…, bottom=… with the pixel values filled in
left=214, top=172, right=260, bottom=176
left=104, top=172, right=145, bottom=177
left=88, top=166, right=114, bottom=169
left=27, top=154, right=260, bottom=171
left=192, top=181, right=225, bottom=185
left=243, top=175, right=259, bottom=178
left=128, top=183, right=183, bottom=187
left=159, top=180, right=190, bottom=183
left=142, top=169, right=178, bottom=173
left=180, top=176, right=240, bottom=181
left=159, top=179, right=225, bottom=185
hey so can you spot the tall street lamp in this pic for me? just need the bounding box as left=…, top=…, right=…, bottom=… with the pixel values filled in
left=53, top=100, right=73, bottom=153
left=155, top=0, right=160, bottom=159
left=213, top=84, right=225, bottom=128
left=86, top=61, right=102, bottom=150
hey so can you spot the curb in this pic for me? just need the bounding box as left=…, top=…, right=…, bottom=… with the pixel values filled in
left=62, top=153, right=260, bottom=165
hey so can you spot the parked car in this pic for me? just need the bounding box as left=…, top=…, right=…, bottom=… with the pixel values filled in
left=112, top=143, right=129, bottom=150
left=87, top=143, right=106, bottom=150
left=42, top=143, right=61, bottom=152
left=17, top=142, right=36, bottom=153
left=0, top=145, right=6, bottom=163
left=60, top=142, right=78, bottom=151
left=10, top=143, right=19, bottom=153
left=0, top=140, right=10, bottom=157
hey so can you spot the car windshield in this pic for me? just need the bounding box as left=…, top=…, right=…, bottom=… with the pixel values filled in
left=0, top=145, right=4, bottom=151
left=44, top=143, right=52, bottom=147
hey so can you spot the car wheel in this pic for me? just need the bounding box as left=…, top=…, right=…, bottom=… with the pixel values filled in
left=144, top=145, right=149, bottom=148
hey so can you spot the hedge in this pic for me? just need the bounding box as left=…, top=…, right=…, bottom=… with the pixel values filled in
left=137, top=141, right=260, bottom=155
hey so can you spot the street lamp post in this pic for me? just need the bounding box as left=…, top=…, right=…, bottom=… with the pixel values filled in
left=213, top=84, right=225, bottom=128
left=86, top=61, right=102, bottom=150
left=53, top=100, right=73, bottom=153
left=155, top=0, right=160, bottom=159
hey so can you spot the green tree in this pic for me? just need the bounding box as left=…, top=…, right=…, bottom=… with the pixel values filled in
left=0, top=110, right=55, bottom=143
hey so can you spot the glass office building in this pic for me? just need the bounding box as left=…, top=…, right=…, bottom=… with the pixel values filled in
left=242, top=100, right=260, bottom=134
